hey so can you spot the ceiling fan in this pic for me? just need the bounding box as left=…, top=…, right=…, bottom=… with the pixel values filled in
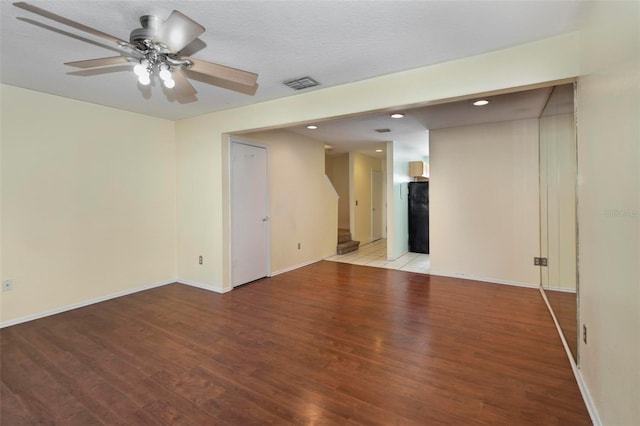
left=13, top=2, right=259, bottom=101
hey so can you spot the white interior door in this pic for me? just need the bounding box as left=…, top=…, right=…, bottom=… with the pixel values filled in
left=231, top=140, right=269, bottom=287
left=371, top=169, right=383, bottom=241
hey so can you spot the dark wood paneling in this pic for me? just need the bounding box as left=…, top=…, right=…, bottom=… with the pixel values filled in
left=1, top=261, right=590, bottom=425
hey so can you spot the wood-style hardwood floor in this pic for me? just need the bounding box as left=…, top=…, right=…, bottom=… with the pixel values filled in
left=1, top=261, right=590, bottom=425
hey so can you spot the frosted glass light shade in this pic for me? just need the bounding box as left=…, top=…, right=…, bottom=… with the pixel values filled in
left=163, top=78, right=175, bottom=89
left=133, top=64, right=146, bottom=76
left=138, top=74, right=151, bottom=85
left=159, top=68, right=172, bottom=81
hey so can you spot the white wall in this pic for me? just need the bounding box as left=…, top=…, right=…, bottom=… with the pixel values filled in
left=577, top=2, right=640, bottom=424
left=235, top=130, right=337, bottom=277
left=0, top=85, right=177, bottom=324
left=429, top=119, right=540, bottom=286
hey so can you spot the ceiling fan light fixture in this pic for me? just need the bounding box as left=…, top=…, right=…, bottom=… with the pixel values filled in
left=13, top=2, right=259, bottom=99
left=138, top=73, right=151, bottom=85
left=133, top=63, right=147, bottom=77
left=163, top=78, right=176, bottom=89
left=159, top=67, right=172, bottom=81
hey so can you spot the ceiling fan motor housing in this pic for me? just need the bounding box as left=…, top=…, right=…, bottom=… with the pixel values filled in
left=129, top=15, right=162, bottom=48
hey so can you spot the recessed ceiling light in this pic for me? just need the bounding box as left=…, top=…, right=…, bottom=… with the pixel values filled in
left=390, top=113, right=404, bottom=118
left=473, top=100, right=489, bottom=106
left=375, top=149, right=383, bottom=152
left=307, top=125, right=318, bottom=130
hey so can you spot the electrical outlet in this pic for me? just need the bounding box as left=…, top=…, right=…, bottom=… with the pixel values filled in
left=534, top=257, right=548, bottom=266
left=199, top=256, right=203, bottom=265
left=2, top=279, right=13, bottom=292
left=583, top=324, right=587, bottom=344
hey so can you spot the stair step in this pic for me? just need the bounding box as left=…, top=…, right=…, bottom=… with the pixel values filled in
left=338, top=228, right=352, bottom=244
left=338, top=233, right=352, bottom=244
left=336, top=240, right=360, bottom=255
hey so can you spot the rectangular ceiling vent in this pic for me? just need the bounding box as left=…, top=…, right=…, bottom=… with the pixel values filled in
left=284, top=76, right=320, bottom=90
left=375, top=128, right=391, bottom=133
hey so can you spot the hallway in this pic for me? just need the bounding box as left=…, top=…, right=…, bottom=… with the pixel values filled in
left=325, top=239, right=430, bottom=274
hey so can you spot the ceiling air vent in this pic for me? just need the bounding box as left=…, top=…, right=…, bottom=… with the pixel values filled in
left=284, top=76, right=320, bottom=90
left=375, top=128, right=391, bottom=133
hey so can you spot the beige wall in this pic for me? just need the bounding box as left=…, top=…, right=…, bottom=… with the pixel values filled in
left=429, top=119, right=540, bottom=286
left=1, top=85, right=177, bottom=324
left=174, top=115, right=220, bottom=290
left=3, top=14, right=636, bottom=423
left=238, top=130, right=337, bottom=276
left=577, top=1, right=640, bottom=424
left=352, top=152, right=382, bottom=244
left=539, top=112, right=576, bottom=291
left=175, top=33, right=579, bottom=290
left=386, top=140, right=417, bottom=259
left=325, top=154, right=350, bottom=229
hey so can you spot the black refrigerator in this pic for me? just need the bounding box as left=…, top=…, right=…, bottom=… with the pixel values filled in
left=408, top=181, right=429, bottom=254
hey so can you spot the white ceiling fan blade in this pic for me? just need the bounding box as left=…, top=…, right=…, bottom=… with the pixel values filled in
left=65, top=56, right=129, bottom=69
left=66, top=65, right=131, bottom=77
left=172, top=69, right=198, bottom=99
left=156, top=10, right=204, bottom=53
left=186, top=57, right=258, bottom=88
left=13, top=2, right=129, bottom=46
left=176, top=38, right=207, bottom=57
left=17, top=17, right=130, bottom=55
left=184, top=69, right=259, bottom=96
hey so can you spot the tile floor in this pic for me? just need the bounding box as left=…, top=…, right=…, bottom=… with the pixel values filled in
left=325, top=238, right=430, bottom=274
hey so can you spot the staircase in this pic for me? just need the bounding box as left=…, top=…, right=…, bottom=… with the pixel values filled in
left=337, top=228, right=360, bottom=255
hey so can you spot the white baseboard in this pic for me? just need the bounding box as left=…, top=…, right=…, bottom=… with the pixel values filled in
left=179, top=260, right=322, bottom=290
left=429, top=272, right=539, bottom=289
left=177, top=279, right=230, bottom=294
left=0, top=279, right=174, bottom=329
left=270, top=259, right=321, bottom=276
left=544, top=286, right=577, bottom=293
left=539, top=288, right=601, bottom=426
left=574, top=367, right=601, bottom=426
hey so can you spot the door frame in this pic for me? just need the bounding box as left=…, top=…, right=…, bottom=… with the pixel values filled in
left=228, top=136, right=271, bottom=288
left=371, top=169, right=384, bottom=241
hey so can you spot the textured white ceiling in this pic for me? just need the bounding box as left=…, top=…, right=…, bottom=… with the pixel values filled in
left=1, top=1, right=586, bottom=122
left=1, top=1, right=582, bottom=159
